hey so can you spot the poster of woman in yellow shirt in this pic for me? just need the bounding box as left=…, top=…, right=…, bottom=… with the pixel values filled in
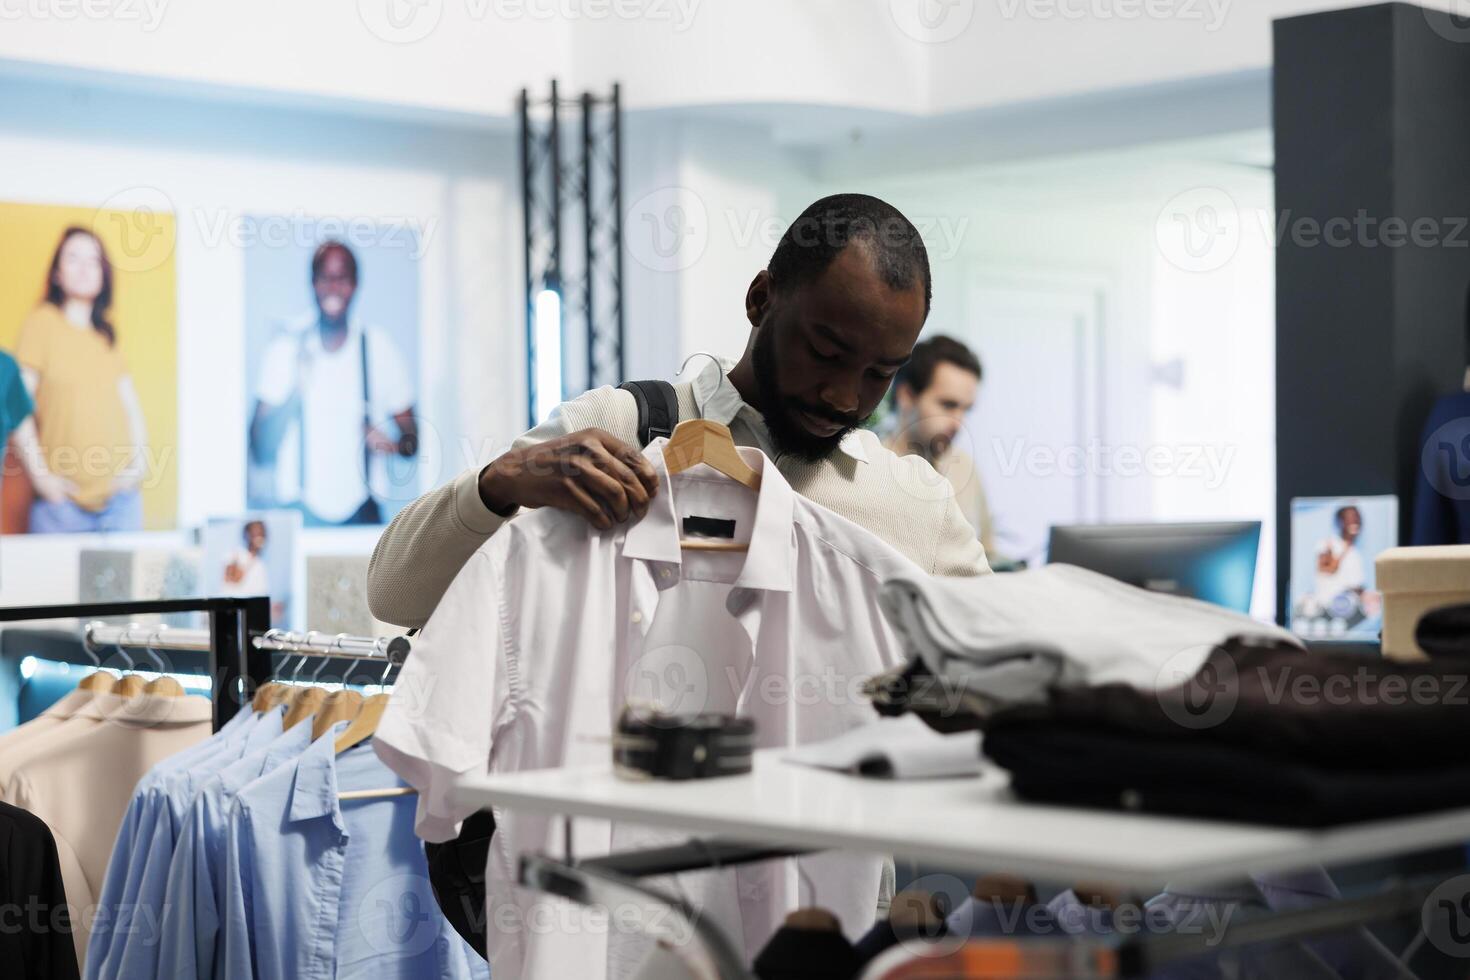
left=0, top=207, right=177, bottom=533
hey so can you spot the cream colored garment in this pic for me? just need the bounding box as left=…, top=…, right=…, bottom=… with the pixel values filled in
left=882, top=435, right=998, bottom=560
left=6, top=692, right=212, bottom=965
left=0, top=687, right=91, bottom=752
left=0, top=688, right=106, bottom=800
left=367, top=356, right=991, bottom=629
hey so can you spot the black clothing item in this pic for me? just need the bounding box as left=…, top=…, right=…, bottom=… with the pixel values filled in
left=852, top=914, right=950, bottom=967
left=423, top=809, right=496, bottom=963
left=0, top=801, right=79, bottom=980
left=989, top=640, right=1470, bottom=771
left=752, top=926, right=864, bottom=980
left=1416, top=602, right=1470, bottom=660
left=983, top=720, right=1470, bottom=827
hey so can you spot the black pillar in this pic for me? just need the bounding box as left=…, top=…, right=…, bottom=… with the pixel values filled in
left=1273, top=2, right=1470, bottom=621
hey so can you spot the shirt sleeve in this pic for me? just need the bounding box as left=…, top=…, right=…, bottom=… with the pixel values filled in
left=155, top=791, right=211, bottom=980
left=253, top=335, right=298, bottom=408
left=219, top=801, right=257, bottom=980
left=14, top=310, right=49, bottom=375
left=931, top=490, right=993, bottom=577
left=107, top=794, right=183, bottom=977
left=374, top=544, right=514, bottom=842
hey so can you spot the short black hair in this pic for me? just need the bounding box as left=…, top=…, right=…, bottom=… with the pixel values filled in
left=894, top=335, right=982, bottom=396
left=311, top=240, right=358, bottom=282
left=767, top=194, right=932, bottom=316
left=1335, top=505, right=1362, bottom=529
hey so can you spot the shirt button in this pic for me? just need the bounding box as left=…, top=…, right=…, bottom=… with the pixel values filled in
left=631, top=611, right=643, bottom=624
left=659, top=569, right=672, bottom=580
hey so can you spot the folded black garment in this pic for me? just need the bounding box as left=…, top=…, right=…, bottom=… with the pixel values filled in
left=1417, top=603, right=1470, bottom=659
left=752, top=925, right=864, bottom=980
left=983, top=720, right=1470, bottom=827
left=990, top=641, right=1470, bottom=772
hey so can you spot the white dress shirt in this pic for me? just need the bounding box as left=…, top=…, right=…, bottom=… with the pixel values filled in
left=375, top=439, right=923, bottom=979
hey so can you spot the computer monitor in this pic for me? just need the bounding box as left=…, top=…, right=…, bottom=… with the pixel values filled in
left=1046, top=521, right=1261, bottom=613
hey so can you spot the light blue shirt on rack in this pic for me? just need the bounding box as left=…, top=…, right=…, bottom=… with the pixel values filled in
left=157, top=715, right=315, bottom=979
left=84, top=705, right=261, bottom=978
left=221, top=724, right=487, bottom=980
left=101, top=706, right=286, bottom=977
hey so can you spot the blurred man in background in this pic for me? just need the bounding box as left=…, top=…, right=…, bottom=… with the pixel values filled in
left=248, top=241, right=418, bottom=526
left=885, top=335, right=1003, bottom=562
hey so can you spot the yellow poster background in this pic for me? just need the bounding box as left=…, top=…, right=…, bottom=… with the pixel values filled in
left=0, top=200, right=178, bottom=530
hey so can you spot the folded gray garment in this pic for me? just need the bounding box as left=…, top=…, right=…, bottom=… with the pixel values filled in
left=878, top=564, right=1301, bottom=713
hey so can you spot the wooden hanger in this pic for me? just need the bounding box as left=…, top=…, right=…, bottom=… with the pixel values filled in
left=663, top=419, right=758, bottom=553
left=664, top=419, right=760, bottom=489
left=145, top=676, right=185, bottom=697
left=113, top=674, right=147, bottom=698
left=334, top=692, right=389, bottom=754
left=77, top=671, right=116, bottom=694
left=337, top=692, right=418, bottom=797
left=282, top=687, right=327, bottom=730
left=252, top=681, right=281, bottom=713
left=311, top=689, right=364, bottom=741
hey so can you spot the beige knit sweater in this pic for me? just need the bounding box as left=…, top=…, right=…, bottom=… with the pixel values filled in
left=368, top=375, right=991, bottom=628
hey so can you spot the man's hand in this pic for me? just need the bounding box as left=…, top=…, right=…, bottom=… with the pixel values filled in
left=365, top=425, right=398, bottom=455
left=478, top=428, right=658, bottom=529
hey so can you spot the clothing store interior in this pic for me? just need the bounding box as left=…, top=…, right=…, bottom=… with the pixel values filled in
left=7, top=2, right=1470, bottom=978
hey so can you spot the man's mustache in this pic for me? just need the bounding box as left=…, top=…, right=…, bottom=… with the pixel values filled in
left=791, top=403, right=861, bottom=428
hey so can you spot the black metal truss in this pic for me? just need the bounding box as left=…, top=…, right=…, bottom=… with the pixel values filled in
left=519, top=82, right=625, bottom=424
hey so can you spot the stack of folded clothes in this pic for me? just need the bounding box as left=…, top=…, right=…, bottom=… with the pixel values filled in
left=983, top=639, right=1470, bottom=826
left=870, top=564, right=1470, bottom=826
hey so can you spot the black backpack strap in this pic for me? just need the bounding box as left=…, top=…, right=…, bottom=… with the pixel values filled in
left=617, top=380, right=679, bottom=446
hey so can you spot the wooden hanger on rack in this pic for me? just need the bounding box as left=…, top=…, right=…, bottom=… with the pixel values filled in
left=312, top=689, right=364, bottom=740
left=283, top=687, right=327, bottom=730
left=334, top=692, right=389, bottom=753
left=663, top=419, right=759, bottom=553
left=251, top=681, right=281, bottom=713
left=77, top=671, right=115, bottom=694
left=140, top=632, right=184, bottom=697
left=335, top=652, right=417, bottom=799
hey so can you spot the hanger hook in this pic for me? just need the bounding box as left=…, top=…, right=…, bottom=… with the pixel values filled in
left=308, top=651, right=331, bottom=686
left=142, top=627, right=168, bottom=674
left=82, top=622, right=104, bottom=668
left=796, top=859, right=818, bottom=911
left=112, top=624, right=136, bottom=673
left=287, top=652, right=309, bottom=684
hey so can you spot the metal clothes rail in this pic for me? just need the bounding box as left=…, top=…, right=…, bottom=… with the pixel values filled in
left=0, top=598, right=410, bottom=732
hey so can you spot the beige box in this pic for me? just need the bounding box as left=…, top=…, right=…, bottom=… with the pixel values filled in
left=1377, top=545, right=1470, bottom=660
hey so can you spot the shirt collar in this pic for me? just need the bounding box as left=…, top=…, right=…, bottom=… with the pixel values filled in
left=286, top=722, right=351, bottom=831
left=40, top=688, right=94, bottom=721
left=77, top=691, right=213, bottom=726
left=621, top=438, right=796, bottom=594
left=686, top=353, right=869, bottom=464
left=241, top=705, right=286, bottom=752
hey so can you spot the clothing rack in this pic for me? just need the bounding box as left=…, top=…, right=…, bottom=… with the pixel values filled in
left=83, top=623, right=410, bottom=668
left=0, top=597, right=410, bottom=733
left=0, top=597, right=270, bottom=732
left=81, top=619, right=411, bottom=733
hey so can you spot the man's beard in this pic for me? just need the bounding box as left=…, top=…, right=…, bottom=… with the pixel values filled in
left=751, top=326, right=861, bottom=462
